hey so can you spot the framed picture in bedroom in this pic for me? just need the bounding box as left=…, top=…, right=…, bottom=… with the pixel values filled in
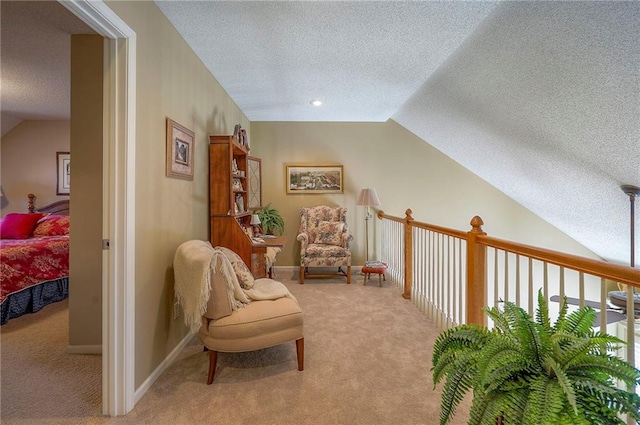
left=166, top=117, right=195, bottom=181
left=56, top=152, right=70, bottom=195
left=285, top=164, right=344, bottom=194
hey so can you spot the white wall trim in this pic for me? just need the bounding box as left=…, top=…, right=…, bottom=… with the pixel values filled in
left=133, top=332, right=197, bottom=405
left=66, top=345, right=102, bottom=355
left=58, top=0, right=136, bottom=417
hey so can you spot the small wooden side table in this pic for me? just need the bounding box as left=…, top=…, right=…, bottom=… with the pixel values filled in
left=362, top=262, right=388, bottom=287
left=252, top=236, right=287, bottom=278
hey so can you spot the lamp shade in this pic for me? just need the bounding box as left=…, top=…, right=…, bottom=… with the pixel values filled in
left=356, top=188, right=381, bottom=207
left=250, top=214, right=261, bottom=225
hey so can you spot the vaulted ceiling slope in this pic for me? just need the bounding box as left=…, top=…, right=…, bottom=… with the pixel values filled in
left=393, top=1, right=639, bottom=265
left=157, top=1, right=639, bottom=265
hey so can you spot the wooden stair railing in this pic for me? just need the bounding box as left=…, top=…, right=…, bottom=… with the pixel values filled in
left=377, top=209, right=640, bottom=325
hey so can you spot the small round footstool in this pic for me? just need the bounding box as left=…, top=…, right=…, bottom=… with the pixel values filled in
left=362, top=262, right=388, bottom=287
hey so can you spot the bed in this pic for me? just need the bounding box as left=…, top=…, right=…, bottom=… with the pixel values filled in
left=0, top=194, right=70, bottom=325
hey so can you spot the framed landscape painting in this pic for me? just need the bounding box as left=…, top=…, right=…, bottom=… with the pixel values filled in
left=286, top=164, right=343, bottom=194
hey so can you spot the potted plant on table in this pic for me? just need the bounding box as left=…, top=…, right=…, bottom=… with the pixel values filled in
left=431, top=291, right=640, bottom=425
left=256, top=203, right=284, bottom=236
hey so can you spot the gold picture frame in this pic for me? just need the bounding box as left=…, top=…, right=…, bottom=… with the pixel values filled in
left=166, top=117, right=194, bottom=180
left=286, top=164, right=344, bottom=194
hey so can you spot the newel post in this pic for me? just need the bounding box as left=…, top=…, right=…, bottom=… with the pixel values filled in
left=466, top=216, right=487, bottom=325
left=403, top=209, right=414, bottom=300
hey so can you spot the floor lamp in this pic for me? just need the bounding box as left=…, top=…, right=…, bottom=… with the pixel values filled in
left=609, top=184, right=640, bottom=315
left=356, top=188, right=381, bottom=262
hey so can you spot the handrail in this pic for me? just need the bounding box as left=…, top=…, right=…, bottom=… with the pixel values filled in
left=478, top=234, right=640, bottom=288
left=378, top=210, right=467, bottom=239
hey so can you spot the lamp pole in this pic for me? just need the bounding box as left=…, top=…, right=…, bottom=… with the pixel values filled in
left=364, top=206, right=371, bottom=262
left=620, top=185, right=639, bottom=268
left=620, top=185, right=639, bottom=406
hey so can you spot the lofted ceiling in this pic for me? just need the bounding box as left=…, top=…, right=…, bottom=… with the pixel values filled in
left=1, top=1, right=638, bottom=266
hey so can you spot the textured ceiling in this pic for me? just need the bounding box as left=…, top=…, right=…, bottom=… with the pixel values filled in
left=0, top=1, right=94, bottom=134
left=154, top=0, right=497, bottom=122
left=2, top=1, right=638, bottom=266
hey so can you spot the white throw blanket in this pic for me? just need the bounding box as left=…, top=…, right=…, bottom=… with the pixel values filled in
left=174, top=240, right=296, bottom=333
left=246, top=278, right=297, bottom=304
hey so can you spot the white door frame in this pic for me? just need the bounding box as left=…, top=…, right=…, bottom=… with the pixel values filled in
left=58, top=0, right=136, bottom=416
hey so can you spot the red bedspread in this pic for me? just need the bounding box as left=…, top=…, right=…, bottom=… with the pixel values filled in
left=0, top=236, right=69, bottom=304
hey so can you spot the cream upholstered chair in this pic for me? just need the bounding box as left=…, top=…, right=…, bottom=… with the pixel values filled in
left=297, top=206, right=352, bottom=284
left=174, top=241, right=304, bottom=384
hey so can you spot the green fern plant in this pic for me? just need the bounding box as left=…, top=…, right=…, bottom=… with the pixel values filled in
left=431, top=290, right=640, bottom=425
left=256, top=203, right=284, bottom=235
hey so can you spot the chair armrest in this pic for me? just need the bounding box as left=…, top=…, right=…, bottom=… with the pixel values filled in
left=342, top=232, right=353, bottom=249
left=297, top=233, right=309, bottom=254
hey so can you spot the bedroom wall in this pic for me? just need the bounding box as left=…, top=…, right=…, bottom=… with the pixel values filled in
left=0, top=120, right=70, bottom=216
left=251, top=120, right=601, bottom=268
left=105, top=0, right=249, bottom=388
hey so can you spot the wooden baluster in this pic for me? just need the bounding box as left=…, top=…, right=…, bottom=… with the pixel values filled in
left=466, top=216, right=487, bottom=326
left=403, top=209, right=414, bottom=300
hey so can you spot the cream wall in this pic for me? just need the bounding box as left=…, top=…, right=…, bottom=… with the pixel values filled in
left=251, top=120, right=600, bottom=268
left=105, top=1, right=249, bottom=387
left=69, top=34, right=103, bottom=347
left=0, top=121, right=70, bottom=215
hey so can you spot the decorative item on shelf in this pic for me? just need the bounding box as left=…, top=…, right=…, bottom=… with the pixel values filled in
left=356, top=188, right=381, bottom=261
left=235, top=194, right=244, bottom=213
left=240, top=129, right=248, bottom=149
left=250, top=213, right=262, bottom=235
left=256, top=203, right=284, bottom=235
left=232, top=159, right=239, bottom=175
left=232, top=178, right=243, bottom=192
left=233, top=124, right=241, bottom=143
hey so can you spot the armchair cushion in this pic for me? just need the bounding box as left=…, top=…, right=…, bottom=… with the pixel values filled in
left=200, top=297, right=303, bottom=353
left=314, top=221, right=345, bottom=246
left=304, top=244, right=350, bottom=258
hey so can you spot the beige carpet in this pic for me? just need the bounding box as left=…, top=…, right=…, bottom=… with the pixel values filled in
left=1, top=271, right=471, bottom=425
left=0, top=298, right=102, bottom=424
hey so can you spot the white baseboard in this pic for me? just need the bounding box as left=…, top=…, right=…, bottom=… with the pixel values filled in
left=134, top=330, right=196, bottom=405
left=66, top=344, right=102, bottom=355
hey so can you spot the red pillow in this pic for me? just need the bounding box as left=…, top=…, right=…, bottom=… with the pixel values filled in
left=33, top=214, right=70, bottom=237
left=0, top=213, right=45, bottom=239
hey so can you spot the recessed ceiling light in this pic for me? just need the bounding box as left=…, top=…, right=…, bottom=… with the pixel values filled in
left=310, top=100, right=322, bottom=106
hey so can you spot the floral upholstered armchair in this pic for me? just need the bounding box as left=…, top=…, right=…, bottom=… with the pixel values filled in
left=297, top=206, right=353, bottom=284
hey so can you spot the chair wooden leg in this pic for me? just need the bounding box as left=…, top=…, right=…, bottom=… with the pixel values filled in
left=207, top=350, right=218, bottom=385
left=299, top=266, right=305, bottom=284
left=347, top=265, right=351, bottom=284
left=296, top=338, right=304, bottom=371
